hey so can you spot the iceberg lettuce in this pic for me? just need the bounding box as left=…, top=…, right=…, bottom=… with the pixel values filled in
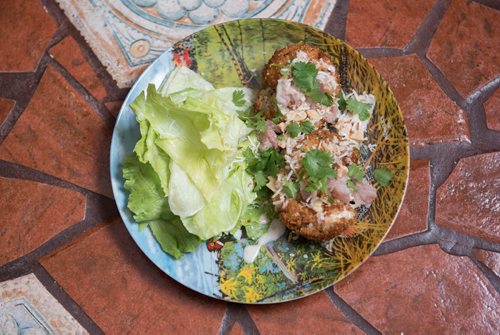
left=124, top=67, right=260, bottom=257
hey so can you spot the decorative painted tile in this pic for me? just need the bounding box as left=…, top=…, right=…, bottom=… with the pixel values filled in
left=0, top=274, right=88, bottom=334
left=55, top=0, right=337, bottom=87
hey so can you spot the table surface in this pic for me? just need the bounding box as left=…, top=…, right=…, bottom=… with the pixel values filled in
left=0, top=0, right=499, bottom=334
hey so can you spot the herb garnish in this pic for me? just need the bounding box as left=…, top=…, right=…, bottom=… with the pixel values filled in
left=239, top=109, right=266, bottom=133
left=286, top=120, right=315, bottom=138
left=245, top=148, right=285, bottom=182
left=291, top=62, right=333, bottom=107
left=300, top=120, right=315, bottom=134
left=346, top=97, right=372, bottom=121
left=286, top=121, right=301, bottom=138
left=232, top=90, right=246, bottom=107
left=301, top=150, right=337, bottom=192
left=283, top=179, right=299, bottom=198
left=346, top=163, right=366, bottom=191
left=374, top=168, right=393, bottom=186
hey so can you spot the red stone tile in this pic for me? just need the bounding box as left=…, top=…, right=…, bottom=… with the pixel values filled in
left=0, top=65, right=113, bottom=197
left=0, top=97, right=15, bottom=125
left=428, top=0, right=500, bottom=97
left=104, top=100, right=123, bottom=118
left=473, top=249, right=500, bottom=278
left=0, top=177, right=85, bottom=265
left=49, top=36, right=107, bottom=100
left=346, top=0, right=434, bottom=48
left=335, top=245, right=499, bottom=334
left=247, top=292, right=362, bottom=334
left=435, top=152, right=500, bottom=244
left=386, top=160, right=429, bottom=240
left=484, top=89, right=500, bottom=131
left=229, top=323, right=244, bottom=335
left=370, top=55, right=470, bottom=147
left=40, top=220, right=226, bottom=334
left=0, top=0, right=57, bottom=72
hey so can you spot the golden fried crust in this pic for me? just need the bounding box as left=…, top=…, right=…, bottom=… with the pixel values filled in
left=280, top=199, right=355, bottom=241
left=254, top=88, right=276, bottom=119
left=263, top=43, right=334, bottom=88
left=298, top=128, right=339, bottom=151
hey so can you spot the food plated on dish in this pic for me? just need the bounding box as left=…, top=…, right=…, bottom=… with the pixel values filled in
left=110, top=19, right=409, bottom=303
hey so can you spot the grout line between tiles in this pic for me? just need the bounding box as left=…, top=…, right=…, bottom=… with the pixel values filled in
left=32, top=263, right=106, bottom=335
left=326, top=287, right=381, bottom=335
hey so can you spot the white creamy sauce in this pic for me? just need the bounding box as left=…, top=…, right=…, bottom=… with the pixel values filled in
left=243, top=219, right=287, bottom=263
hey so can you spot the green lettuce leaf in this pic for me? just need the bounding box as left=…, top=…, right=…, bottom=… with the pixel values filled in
left=123, top=155, right=201, bottom=258
left=149, top=219, right=201, bottom=259
left=123, top=155, right=170, bottom=222
left=127, top=67, right=258, bottom=243
left=182, top=163, right=256, bottom=240
left=130, top=93, right=170, bottom=195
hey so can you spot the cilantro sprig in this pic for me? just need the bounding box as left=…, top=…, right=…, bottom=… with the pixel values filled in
left=346, top=163, right=365, bottom=191
left=286, top=120, right=315, bottom=138
left=286, top=121, right=301, bottom=138
left=300, top=120, right=314, bottom=134
left=301, top=150, right=337, bottom=192
left=283, top=179, right=299, bottom=198
left=291, top=62, right=333, bottom=107
left=239, top=109, right=266, bottom=133
left=245, top=148, right=285, bottom=191
left=338, top=92, right=373, bottom=121
left=347, top=98, right=371, bottom=121
left=374, top=168, right=393, bottom=186
left=232, top=90, right=246, bottom=107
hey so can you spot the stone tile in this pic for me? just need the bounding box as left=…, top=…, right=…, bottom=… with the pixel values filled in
left=247, top=292, right=362, bottom=335
left=435, top=152, right=500, bottom=243
left=40, top=220, right=226, bottom=334
left=0, top=274, right=87, bottom=334
left=0, top=177, right=85, bottom=265
left=0, top=97, right=15, bottom=125
left=0, top=0, right=57, bottom=72
left=49, top=36, right=107, bottom=101
left=386, top=160, right=429, bottom=240
left=335, top=245, right=499, bottom=334
left=0, top=65, right=113, bottom=197
left=428, top=0, right=500, bottom=97
left=229, top=323, right=244, bottom=335
left=473, top=249, right=500, bottom=278
left=370, top=55, right=470, bottom=147
left=484, top=89, right=500, bottom=131
left=346, top=0, right=434, bottom=48
left=104, top=100, right=123, bottom=118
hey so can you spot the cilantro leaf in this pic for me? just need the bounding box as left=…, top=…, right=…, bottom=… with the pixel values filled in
left=232, top=90, right=246, bottom=107
left=302, top=150, right=334, bottom=179
left=374, top=168, right=393, bottom=186
left=239, top=109, right=266, bottom=132
left=286, top=121, right=300, bottom=138
left=246, top=148, right=285, bottom=178
left=300, top=120, right=314, bottom=134
left=346, top=97, right=372, bottom=121
left=291, top=62, right=333, bottom=107
left=253, top=171, right=268, bottom=191
left=348, top=163, right=365, bottom=182
left=283, top=179, right=298, bottom=198
left=338, top=91, right=347, bottom=111
left=301, top=150, right=337, bottom=191
left=346, top=179, right=357, bottom=191
left=292, top=62, right=319, bottom=93
left=307, top=89, right=333, bottom=106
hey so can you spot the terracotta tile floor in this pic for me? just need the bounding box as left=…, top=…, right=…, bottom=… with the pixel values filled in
left=1, top=0, right=499, bottom=334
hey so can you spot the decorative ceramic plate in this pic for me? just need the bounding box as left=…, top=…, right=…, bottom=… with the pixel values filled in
left=110, top=19, right=409, bottom=304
